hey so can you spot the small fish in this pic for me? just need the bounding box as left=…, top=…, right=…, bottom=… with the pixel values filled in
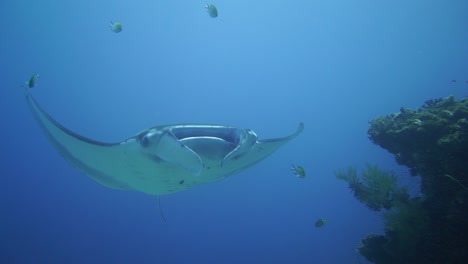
left=205, top=4, right=218, bottom=18
left=314, top=218, right=327, bottom=228
left=291, top=164, right=306, bottom=178
left=25, top=73, right=40, bottom=88
left=110, top=21, right=123, bottom=33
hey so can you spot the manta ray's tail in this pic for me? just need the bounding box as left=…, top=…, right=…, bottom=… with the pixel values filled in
left=157, top=195, right=167, bottom=223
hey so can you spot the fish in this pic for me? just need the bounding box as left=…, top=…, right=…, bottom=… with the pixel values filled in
left=205, top=4, right=218, bottom=18
left=26, top=91, right=304, bottom=195
left=315, top=218, right=327, bottom=228
left=25, top=73, right=40, bottom=88
left=109, top=21, right=123, bottom=33
left=291, top=164, right=306, bottom=178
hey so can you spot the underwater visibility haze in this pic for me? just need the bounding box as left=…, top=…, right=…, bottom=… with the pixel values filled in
left=1, top=0, right=468, bottom=263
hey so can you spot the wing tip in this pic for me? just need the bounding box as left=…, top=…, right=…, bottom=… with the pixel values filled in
left=296, top=122, right=305, bottom=135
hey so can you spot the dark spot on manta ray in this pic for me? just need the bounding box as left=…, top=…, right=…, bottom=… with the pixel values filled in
left=179, top=180, right=184, bottom=184
left=132, top=170, right=143, bottom=175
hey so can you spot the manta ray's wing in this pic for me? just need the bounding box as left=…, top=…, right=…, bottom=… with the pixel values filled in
left=26, top=92, right=132, bottom=190
left=219, top=123, right=305, bottom=175
left=26, top=92, right=201, bottom=195
left=256, top=122, right=305, bottom=154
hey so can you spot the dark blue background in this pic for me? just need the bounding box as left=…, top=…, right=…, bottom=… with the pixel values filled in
left=1, top=0, right=467, bottom=263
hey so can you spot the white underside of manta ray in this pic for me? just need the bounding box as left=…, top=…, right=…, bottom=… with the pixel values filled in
left=26, top=91, right=304, bottom=195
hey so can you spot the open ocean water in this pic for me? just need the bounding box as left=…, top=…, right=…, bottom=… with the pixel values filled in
left=1, top=0, right=467, bottom=263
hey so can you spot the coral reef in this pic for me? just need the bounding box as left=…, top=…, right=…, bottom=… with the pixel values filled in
left=340, top=95, right=468, bottom=263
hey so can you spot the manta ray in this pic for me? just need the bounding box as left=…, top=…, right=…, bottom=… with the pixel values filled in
left=26, top=92, right=304, bottom=195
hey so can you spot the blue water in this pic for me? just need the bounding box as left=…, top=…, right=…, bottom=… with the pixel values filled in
left=1, top=0, right=467, bottom=263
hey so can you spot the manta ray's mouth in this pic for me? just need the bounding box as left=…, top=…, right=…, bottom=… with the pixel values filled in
left=170, top=126, right=242, bottom=145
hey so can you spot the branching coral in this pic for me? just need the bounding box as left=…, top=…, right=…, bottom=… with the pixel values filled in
left=335, top=164, right=408, bottom=211
left=335, top=166, right=359, bottom=185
